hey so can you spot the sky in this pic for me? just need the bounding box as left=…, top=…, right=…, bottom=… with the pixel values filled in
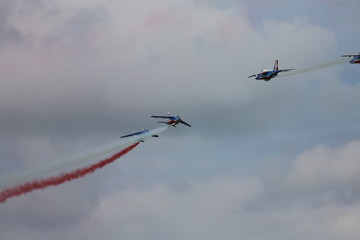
left=0, top=0, right=360, bottom=239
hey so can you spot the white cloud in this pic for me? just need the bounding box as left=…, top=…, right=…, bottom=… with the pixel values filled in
left=76, top=176, right=263, bottom=240
left=1, top=1, right=360, bottom=240
left=291, top=141, right=360, bottom=185
left=65, top=145, right=360, bottom=240
left=0, top=0, right=341, bottom=129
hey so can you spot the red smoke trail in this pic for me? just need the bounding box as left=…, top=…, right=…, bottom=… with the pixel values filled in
left=0, top=142, right=139, bottom=203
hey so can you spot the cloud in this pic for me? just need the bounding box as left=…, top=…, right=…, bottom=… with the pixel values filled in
left=75, top=177, right=263, bottom=240
left=1, top=1, right=360, bottom=240
left=48, top=142, right=360, bottom=240
left=0, top=0, right=342, bottom=140
left=0, top=0, right=25, bottom=47
left=292, top=140, right=360, bottom=186
left=242, top=140, right=360, bottom=239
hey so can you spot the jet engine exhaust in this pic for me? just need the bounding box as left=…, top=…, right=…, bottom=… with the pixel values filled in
left=279, top=58, right=348, bottom=77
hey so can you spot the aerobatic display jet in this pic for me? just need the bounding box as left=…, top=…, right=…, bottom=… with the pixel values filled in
left=151, top=113, right=191, bottom=127
left=120, top=129, right=159, bottom=142
left=248, top=60, right=295, bottom=81
left=341, top=53, right=360, bottom=64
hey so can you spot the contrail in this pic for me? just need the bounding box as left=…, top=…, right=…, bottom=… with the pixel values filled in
left=0, top=126, right=169, bottom=203
left=0, top=143, right=139, bottom=203
left=279, top=58, right=348, bottom=77
left=0, top=126, right=169, bottom=191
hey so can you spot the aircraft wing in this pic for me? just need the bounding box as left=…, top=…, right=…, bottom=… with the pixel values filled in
left=120, top=129, right=148, bottom=138
left=279, top=68, right=295, bottom=73
left=342, top=54, right=360, bottom=57
left=151, top=115, right=172, bottom=119
left=180, top=120, right=191, bottom=127
left=120, top=133, right=136, bottom=138
left=248, top=74, right=257, bottom=78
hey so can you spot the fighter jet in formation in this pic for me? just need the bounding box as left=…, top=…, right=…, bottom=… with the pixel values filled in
left=151, top=113, right=191, bottom=127
left=248, top=60, right=295, bottom=81
left=120, top=129, right=159, bottom=142
left=341, top=52, right=360, bottom=64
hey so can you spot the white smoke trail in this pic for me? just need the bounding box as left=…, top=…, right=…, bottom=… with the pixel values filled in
left=279, top=58, right=348, bottom=78
left=0, top=126, right=169, bottom=190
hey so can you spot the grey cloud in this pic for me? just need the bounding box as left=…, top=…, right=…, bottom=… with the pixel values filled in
left=244, top=141, right=360, bottom=213
left=244, top=177, right=360, bottom=215
left=67, top=7, right=108, bottom=34
left=0, top=0, right=345, bottom=140
left=0, top=0, right=56, bottom=47
left=0, top=0, right=23, bottom=47
left=44, top=6, right=108, bottom=48
left=0, top=0, right=109, bottom=50
left=1, top=0, right=360, bottom=239
left=167, top=180, right=193, bottom=194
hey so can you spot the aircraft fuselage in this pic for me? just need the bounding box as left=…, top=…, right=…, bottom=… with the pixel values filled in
left=166, top=119, right=181, bottom=126
left=350, top=56, right=360, bottom=64
left=255, top=70, right=279, bottom=81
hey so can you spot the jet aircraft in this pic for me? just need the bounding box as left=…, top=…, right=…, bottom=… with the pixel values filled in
left=248, top=60, right=295, bottom=81
left=120, top=129, right=159, bottom=142
left=151, top=113, right=191, bottom=127
left=341, top=53, right=360, bottom=64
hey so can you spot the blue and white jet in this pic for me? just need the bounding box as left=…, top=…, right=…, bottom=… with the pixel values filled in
left=341, top=52, right=360, bottom=64
left=120, top=129, right=159, bottom=142
left=151, top=113, right=191, bottom=127
left=248, top=60, right=295, bottom=81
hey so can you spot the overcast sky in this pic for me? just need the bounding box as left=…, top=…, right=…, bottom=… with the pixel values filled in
left=1, top=0, right=360, bottom=239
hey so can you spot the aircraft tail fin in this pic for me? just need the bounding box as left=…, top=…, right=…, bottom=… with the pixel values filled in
left=274, top=59, right=279, bottom=71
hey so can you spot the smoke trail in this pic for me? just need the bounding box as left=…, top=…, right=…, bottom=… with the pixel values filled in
left=0, top=126, right=169, bottom=190
left=279, top=58, right=348, bottom=78
left=0, top=143, right=139, bottom=203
